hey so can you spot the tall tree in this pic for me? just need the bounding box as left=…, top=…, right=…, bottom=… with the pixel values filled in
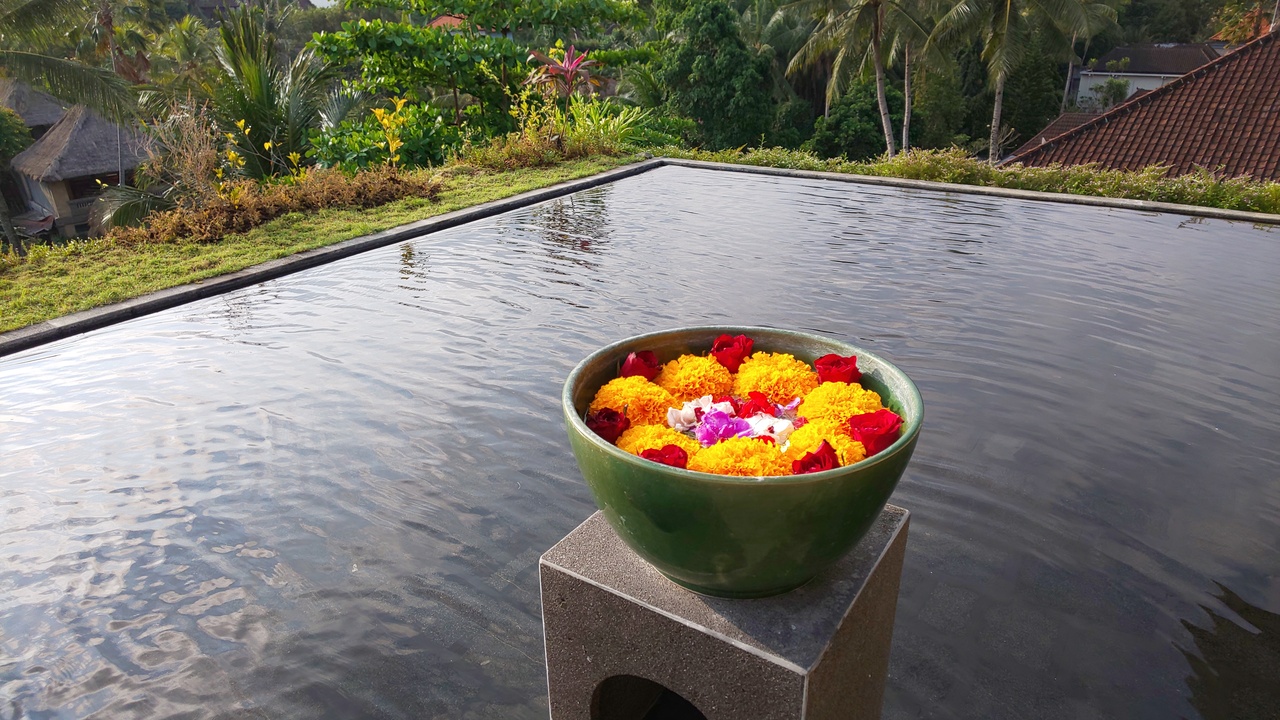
left=929, top=0, right=1096, bottom=163
left=787, top=0, right=918, bottom=157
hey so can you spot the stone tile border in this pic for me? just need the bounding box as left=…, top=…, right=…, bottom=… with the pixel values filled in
left=3, top=156, right=1276, bottom=359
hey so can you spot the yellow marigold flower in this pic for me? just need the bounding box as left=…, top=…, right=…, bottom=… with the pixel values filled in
left=589, top=376, right=676, bottom=426
left=655, top=354, right=733, bottom=402
left=732, top=352, right=820, bottom=404
left=688, top=437, right=790, bottom=477
left=785, top=419, right=867, bottom=466
left=797, top=382, right=884, bottom=424
left=616, top=425, right=701, bottom=459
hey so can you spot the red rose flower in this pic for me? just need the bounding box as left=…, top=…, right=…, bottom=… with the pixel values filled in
left=620, top=351, right=660, bottom=380
left=814, top=354, right=861, bottom=384
left=846, top=409, right=903, bottom=456
left=792, top=440, right=839, bottom=474
left=586, top=408, right=630, bottom=444
left=739, top=391, right=778, bottom=418
left=711, top=334, right=754, bottom=373
left=641, top=444, right=689, bottom=468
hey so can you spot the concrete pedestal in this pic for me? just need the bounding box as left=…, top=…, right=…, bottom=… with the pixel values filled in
left=540, top=506, right=910, bottom=720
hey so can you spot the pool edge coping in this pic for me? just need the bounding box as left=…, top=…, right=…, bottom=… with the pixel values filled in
left=4, top=155, right=1277, bottom=359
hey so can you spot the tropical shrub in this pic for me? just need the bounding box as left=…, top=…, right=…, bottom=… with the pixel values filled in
left=628, top=113, right=698, bottom=148
left=808, top=83, right=905, bottom=161
left=312, top=102, right=461, bottom=171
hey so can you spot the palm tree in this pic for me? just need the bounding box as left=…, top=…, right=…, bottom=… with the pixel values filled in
left=0, top=0, right=134, bottom=120
left=207, top=2, right=332, bottom=179
left=1058, top=0, right=1119, bottom=112
left=883, top=0, right=941, bottom=150
left=930, top=0, right=1098, bottom=163
left=787, top=0, right=913, bottom=157
left=151, top=15, right=214, bottom=101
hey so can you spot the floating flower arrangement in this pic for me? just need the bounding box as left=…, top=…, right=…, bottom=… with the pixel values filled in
left=585, top=334, right=904, bottom=477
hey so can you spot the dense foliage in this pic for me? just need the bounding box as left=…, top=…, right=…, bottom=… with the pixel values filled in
left=658, top=0, right=773, bottom=149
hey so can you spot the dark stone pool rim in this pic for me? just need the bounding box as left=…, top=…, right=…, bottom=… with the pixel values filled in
left=5, top=156, right=1278, bottom=360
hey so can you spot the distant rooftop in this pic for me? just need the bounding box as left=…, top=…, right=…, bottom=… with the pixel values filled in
left=1010, top=112, right=1098, bottom=158
left=11, top=105, right=148, bottom=182
left=0, top=79, right=65, bottom=129
left=1087, top=43, right=1218, bottom=75
left=1007, top=31, right=1280, bottom=180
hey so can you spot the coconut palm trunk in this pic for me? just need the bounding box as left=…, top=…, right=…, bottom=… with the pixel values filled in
left=1060, top=32, right=1076, bottom=112
left=902, top=45, right=912, bottom=151
left=989, top=73, right=1005, bottom=163
left=871, top=4, right=897, bottom=157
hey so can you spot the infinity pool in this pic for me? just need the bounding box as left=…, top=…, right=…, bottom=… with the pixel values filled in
left=1, top=165, right=1277, bottom=719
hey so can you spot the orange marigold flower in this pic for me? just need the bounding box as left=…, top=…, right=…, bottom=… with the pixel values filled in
left=616, top=425, right=702, bottom=458
left=731, top=352, right=820, bottom=404
left=784, top=419, right=867, bottom=466
left=688, top=437, right=790, bottom=477
left=655, top=354, right=734, bottom=402
left=589, top=376, right=676, bottom=426
left=797, top=381, right=883, bottom=424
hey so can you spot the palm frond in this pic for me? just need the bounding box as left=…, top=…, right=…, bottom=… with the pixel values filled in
left=89, top=184, right=176, bottom=232
left=0, top=50, right=135, bottom=121
left=0, top=0, right=87, bottom=39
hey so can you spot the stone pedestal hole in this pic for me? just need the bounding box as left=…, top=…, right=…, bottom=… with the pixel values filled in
left=591, top=675, right=707, bottom=720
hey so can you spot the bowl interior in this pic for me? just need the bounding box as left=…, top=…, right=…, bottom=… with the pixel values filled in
left=565, top=326, right=922, bottom=477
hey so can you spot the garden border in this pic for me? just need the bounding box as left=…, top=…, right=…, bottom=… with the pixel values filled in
left=3, top=155, right=1277, bottom=359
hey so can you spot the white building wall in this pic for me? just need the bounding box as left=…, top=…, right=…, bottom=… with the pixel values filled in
left=1077, top=72, right=1184, bottom=105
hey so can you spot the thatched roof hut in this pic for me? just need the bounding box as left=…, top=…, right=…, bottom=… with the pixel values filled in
left=0, top=79, right=66, bottom=129
left=11, top=105, right=148, bottom=183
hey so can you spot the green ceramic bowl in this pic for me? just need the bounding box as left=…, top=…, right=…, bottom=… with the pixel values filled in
left=563, top=326, right=923, bottom=598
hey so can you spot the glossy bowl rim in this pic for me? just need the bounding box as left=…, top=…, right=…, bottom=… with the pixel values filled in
left=563, top=325, right=924, bottom=486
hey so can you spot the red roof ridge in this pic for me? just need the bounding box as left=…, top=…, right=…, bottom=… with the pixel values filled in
left=1004, top=29, right=1279, bottom=167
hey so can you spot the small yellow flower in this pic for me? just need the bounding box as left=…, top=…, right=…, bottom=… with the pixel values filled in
left=263, top=141, right=273, bottom=151
left=235, top=119, right=247, bottom=131
left=287, top=151, right=301, bottom=166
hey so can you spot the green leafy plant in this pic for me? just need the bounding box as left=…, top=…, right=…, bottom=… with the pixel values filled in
left=312, top=101, right=462, bottom=171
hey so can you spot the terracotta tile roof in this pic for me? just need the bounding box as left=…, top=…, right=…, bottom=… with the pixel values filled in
left=1006, top=30, right=1280, bottom=180
left=1088, top=44, right=1218, bottom=75
left=426, top=14, right=466, bottom=29
left=1010, top=112, right=1099, bottom=157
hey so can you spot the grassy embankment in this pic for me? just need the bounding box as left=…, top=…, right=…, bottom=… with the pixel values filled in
left=0, top=156, right=628, bottom=334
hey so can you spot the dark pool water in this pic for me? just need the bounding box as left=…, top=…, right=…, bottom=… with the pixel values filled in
left=2, top=166, right=1278, bottom=719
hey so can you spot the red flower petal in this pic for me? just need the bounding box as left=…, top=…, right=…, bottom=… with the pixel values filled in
left=814, top=354, right=861, bottom=384
left=620, top=351, right=660, bottom=380
left=641, top=444, right=689, bottom=468
left=711, top=334, right=754, bottom=373
left=846, top=409, right=903, bottom=456
left=586, top=408, right=630, bottom=444
left=740, top=391, right=778, bottom=418
left=792, top=440, right=839, bottom=474
left=713, top=395, right=742, bottom=415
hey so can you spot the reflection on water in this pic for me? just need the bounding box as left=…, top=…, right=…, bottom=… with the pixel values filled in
left=1, top=166, right=1278, bottom=719
left=1181, top=583, right=1280, bottom=720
